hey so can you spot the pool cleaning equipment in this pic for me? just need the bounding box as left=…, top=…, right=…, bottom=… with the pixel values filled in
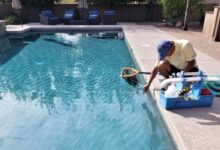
left=121, top=67, right=150, bottom=86
left=160, top=71, right=220, bottom=109
left=203, top=75, right=220, bottom=96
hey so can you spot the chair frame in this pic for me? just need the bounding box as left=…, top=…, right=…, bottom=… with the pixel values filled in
left=39, top=10, right=60, bottom=25
left=101, top=11, right=117, bottom=25
left=62, top=10, right=77, bottom=25
left=87, top=10, right=100, bottom=25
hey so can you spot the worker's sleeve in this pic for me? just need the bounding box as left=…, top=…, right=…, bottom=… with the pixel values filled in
left=183, top=42, right=197, bottom=61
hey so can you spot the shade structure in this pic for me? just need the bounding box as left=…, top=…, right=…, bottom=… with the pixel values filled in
left=78, top=0, right=88, bottom=9
left=78, top=0, right=88, bottom=19
left=12, top=0, right=22, bottom=27
left=12, top=0, right=22, bottom=10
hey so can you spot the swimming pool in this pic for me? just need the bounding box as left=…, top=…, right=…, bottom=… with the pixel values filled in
left=0, top=33, right=176, bottom=150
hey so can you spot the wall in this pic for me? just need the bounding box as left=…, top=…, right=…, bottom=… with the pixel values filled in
left=203, top=11, right=216, bottom=37
left=204, top=0, right=220, bottom=4
left=203, top=6, right=220, bottom=37
left=213, top=6, right=220, bottom=41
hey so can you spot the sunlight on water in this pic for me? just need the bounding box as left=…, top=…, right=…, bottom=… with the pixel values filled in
left=0, top=33, right=176, bottom=150
left=55, top=33, right=81, bottom=45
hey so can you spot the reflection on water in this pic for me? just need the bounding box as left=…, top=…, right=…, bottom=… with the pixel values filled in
left=0, top=33, right=176, bottom=150
left=43, top=38, right=75, bottom=48
left=0, top=33, right=138, bottom=114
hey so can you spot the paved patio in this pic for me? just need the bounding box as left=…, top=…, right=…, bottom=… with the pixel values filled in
left=5, top=23, right=220, bottom=150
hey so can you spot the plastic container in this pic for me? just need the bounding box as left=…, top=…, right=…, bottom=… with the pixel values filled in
left=159, top=71, right=217, bottom=109
left=201, top=89, right=211, bottom=95
left=164, top=83, right=179, bottom=98
left=159, top=91, right=214, bottom=110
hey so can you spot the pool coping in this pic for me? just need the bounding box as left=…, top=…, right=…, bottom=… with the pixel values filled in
left=123, top=30, right=183, bottom=150
left=6, top=24, right=122, bottom=35
left=5, top=23, right=220, bottom=150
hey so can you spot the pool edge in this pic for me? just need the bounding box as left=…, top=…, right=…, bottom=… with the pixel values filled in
left=122, top=28, right=184, bottom=150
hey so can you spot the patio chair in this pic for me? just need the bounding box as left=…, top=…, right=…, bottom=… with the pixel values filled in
left=101, top=10, right=117, bottom=25
left=39, top=10, right=60, bottom=25
left=62, top=10, right=77, bottom=25
left=87, top=10, right=100, bottom=25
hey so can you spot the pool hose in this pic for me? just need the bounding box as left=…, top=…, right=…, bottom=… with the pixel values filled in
left=203, top=75, right=220, bottom=96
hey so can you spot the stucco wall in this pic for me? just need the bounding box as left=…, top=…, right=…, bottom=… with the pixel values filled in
left=203, top=6, right=220, bottom=37
left=213, top=6, right=220, bottom=41
left=203, top=12, right=215, bottom=36
left=204, top=0, right=220, bottom=4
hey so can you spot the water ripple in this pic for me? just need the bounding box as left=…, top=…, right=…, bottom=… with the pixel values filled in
left=0, top=33, right=175, bottom=150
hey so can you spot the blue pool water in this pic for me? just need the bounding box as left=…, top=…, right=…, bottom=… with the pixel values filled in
left=0, top=33, right=176, bottom=150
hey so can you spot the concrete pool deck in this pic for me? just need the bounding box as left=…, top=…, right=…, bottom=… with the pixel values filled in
left=5, top=23, right=220, bottom=150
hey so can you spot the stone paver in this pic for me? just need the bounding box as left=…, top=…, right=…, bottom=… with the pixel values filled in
left=157, top=24, right=220, bottom=61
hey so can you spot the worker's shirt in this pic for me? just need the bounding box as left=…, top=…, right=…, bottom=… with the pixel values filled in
left=165, top=40, right=197, bottom=70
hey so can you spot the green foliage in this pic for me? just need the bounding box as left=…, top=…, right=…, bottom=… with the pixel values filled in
left=0, top=0, right=11, bottom=3
left=160, top=0, right=185, bottom=21
left=160, top=0, right=202, bottom=21
left=4, top=14, right=19, bottom=25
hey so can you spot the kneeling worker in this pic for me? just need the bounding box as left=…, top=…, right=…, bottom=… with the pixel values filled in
left=144, top=40, right=199, bottom=92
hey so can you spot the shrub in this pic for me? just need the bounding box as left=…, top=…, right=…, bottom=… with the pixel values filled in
left=160, top=0, right=202, bottom=22
left=4, top=15, right=19, bottom=25
left=0, top=0, right=10, bottom=4
left=160, top=0, right=186, bottom=21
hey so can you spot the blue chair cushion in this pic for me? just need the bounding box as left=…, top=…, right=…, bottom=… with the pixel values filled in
left=64, top=14, right=73, bottom=18
left=88, top=14, right=98, bottom=20
left=49, top=16, right=59, bottom=20
left=64, top=10, right=75, bottom=19
left=42, top=10, right=54, bottom=17
left=89, top=10, right=99, bottom=16
left=103, top=11, right=116, bottom=15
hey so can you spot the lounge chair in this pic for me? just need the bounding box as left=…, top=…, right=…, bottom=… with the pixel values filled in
left=39, top=10, right=60, bottom=25
left=87, top=10, right=100, bottom=25
left=62, top=10, right=77, bottom=25
left=101, top=10, right=117, bottom=25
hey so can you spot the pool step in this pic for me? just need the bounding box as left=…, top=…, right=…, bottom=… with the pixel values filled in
left=99, top=32, right=118, bottom=38
left=86, top=32, right=124, bottom=39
